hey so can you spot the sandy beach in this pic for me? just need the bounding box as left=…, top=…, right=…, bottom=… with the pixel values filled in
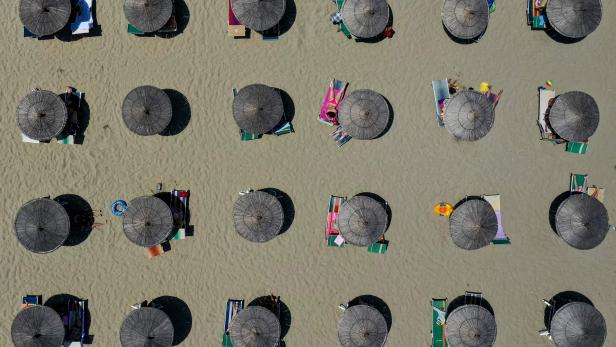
left=2, top=1, right=616, bottom=345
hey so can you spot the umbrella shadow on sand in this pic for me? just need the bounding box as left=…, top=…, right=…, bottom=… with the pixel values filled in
left=156, top=0, right=190, bottom=39
left=248, top=296, right=292, bottom=340
left=277, top=0, right=297, bottom=36
left=446, top=294, right=495, bottom=319
left=548, top=191, right=581, bottom=235
left=275, top=89, right=295, bottom=124
left=356, top=192, right=392, bottom=232
left=453, top=195, right=484, bottom=209
left=543, top=291, right=594, bottom=328
left=44, top=293, right=93, bottom=343
left=259, top=188, right=295, bottom=236
left=57, top=90, right=90, bottom=145
left=545, top=27, right=585, bottom=44
left=348, top=295, right=392, bottom=331
left=372, top=96, right=394, bottom=140
left=160, top=89, right=191, bottom=136
left=54, top=194, right=95, bottom=247
left=152, top=192, right=192, bottom=236
left=151, top=296, right=192, bottom=346
left=56, top=0, right=103, bottom=42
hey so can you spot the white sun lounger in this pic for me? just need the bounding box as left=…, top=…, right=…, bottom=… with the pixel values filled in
left=537, top=88, right=556, bottom=140
left=71, top=0, right=94, bottom=35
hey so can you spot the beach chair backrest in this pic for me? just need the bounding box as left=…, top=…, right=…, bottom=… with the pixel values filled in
left=464, top=291, right=483, bottom=306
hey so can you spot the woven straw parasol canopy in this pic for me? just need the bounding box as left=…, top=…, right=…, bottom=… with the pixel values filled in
left=546, top=0, right=602, bottom=39
left=338, top=195, right=388, bottom=247
left=550, top=302, right=606, bottom=347
left=548, top=91, right=599, bottom=142
left=19, top=0, right=71, bottom=36
left=340, top=0, right=390, bottom=39
left=229, top=306, right=281, bottom=347
left=446, top=304, right=497, bottom=347
left=122, top=86, right=172, bottom=136
left=123, top=0, right=174, bottom=33
left=231, top=0, right=286, bottom=32
left=449, top=199, right=498, bottom=250
left=338, top=305, right=388, bottom=347
left=15, top=198, right=70, bottom=254
left=120, top=307, right=174, bottom=347
left=444, top=90, right=495, bottom=141
left=122, top=196, right=174, bottom=247
left=555, top=194, right=609, bottom=250
left=232, top=84, right=284, bottom=135
left=233, top=191, right=284, bottom=243
left=442, top=0, right=489, bottom=40
left=338, top=89, right=390, bottom=140
left=17, top=90, right=68, bottom=141
left=11, top=305, right=65, bottom=347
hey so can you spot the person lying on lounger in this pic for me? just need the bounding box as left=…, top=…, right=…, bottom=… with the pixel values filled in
left=325, top=80, right=348, bottom=124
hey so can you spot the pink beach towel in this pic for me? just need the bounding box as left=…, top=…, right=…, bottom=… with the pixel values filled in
left=326, top=195, right=346, bottom=238
left=319, top=80, right=347, bottom=125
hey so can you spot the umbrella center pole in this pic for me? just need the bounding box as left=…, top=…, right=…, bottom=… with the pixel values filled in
left=37, top=112, right=46, bottom=118
left=34, top=333, right=42, bottom=339
left=37, top=227, right=44, bottom=232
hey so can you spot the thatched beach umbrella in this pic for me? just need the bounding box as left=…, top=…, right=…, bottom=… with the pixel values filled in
left=17, top=90, right=68, bottom=141
left=231, top=0, right=286, bottom=32
left=442, top=0, right=489, bottom=40
left=546, top=0, right=602, bottom=39
left=555, top=194, right=608, bottom=250
left=233, top=191, right=284, bottom=243
left=340, top=0, right=390, bottom=39
left=19, top=0, right=71, bottom=36
left=446, top=304, right=497, bottom=347
left=232, top=84, right=284, bottom=135
left=11, top=305, right=65, bottom=347
left=449, top=199, right=498, bottom=250
left=338, top=305, right=388, bottom=347
left=338, top=195, right=388, bottom=247
left=338, top=89, right=390, bottom=140
left=548, top=91, right=599, bottom=142
left=15, top=198, right=70, bottom=254
left=123, top=0, right=173, bottom=33
left=229, top=306, right=281, bottom=347
left=444, top=90, right=495, bottom=141
left=122, top=196, right=174, bottom=247
left=122, top=86, right=172, bottom=136
left=120, top=307, right=174, bottom=347
left=550, top=302, right=606, bottom=347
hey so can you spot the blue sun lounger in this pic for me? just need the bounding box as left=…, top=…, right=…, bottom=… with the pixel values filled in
left=432, top=80, right=449, bottom=127
left=222, top=299, right=244, bottom=346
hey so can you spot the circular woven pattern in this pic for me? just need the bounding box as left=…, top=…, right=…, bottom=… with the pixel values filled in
left=442, top=0, right=489, bottom=40
left=12, top=305, right=65, bottom=347
left=233, top=191, right=284, bottom=243
left=123, top=0, right=174, bottom=33
left=122, top=196, right=174, bottom=247
left=338, top=195, right=388, bottom=247
left=338, top=305, right=388, bottom=347
left=340, top=0, right=390, bottom=39
left=446, top=304, right=497, bottom=347
left=231, top=0, right=286, bottom=32
left=548, top=91, right=599, bottom=142
left=550, top=302, right=606, bottom=347
left=546, top=0, right=602, bottom=39
left=17, top=90, right=68, bottom=141
left=232, top=84, right=284, bottom=135
left=555, top=194, right=609, bottom=250
left=229, top=306, right=281, bottom=347
left=444, top=90, right=495, bottom=141
left=449, top=199, right=498, bottom=250
left=120, top=307, right=174, bottom=347
left=19, top=0, right=71, bottom=36
left=15, top=198, right=70, bottom=254
left=122, top=86, right=173, bottom=136
left=338, top=89, right=390, bottom=140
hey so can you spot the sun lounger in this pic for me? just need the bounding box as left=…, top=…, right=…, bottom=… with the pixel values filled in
left=147, top=241, right=171, bottom=258
left=431, top=298, right=447, bottom=347
left=65, top=299, right=86, bottom=346
left=367, top=238, right=389, bottom=254
left=570, top=173, right=589, bottom=193
left=326, top=195, right=346, bottom=237
left=21, top=295, right=41, bottom=308
left=537, top=88, right=557, bottom=141
left=171, top=189, right=189, bottom=239
left=336, top=0, right=353, bottom=39
left=487, top=0, right=496, bottom=13
left=71, top=0, right=94, bottom=35
left=465, top=291, right=483, bottom=305
left=527, top=0, right=547, bottom=29
left=128, top=23, right=145, bottom=35
left=240, top=130, right=263, bottom=141
left=228, top=0, right=247, bottom=38
left=331, top=126, right=351, bottom=147
left=566, top=141, right=588, bottom=155
left=222, top=299, right=244, bottom=346
left=319, top=79, right=348, bottom=126
left=483, top=194, right=510, bottom=245
left=432, top=80, right=449, bottom=127
left=262, top=25, right=280, bottom=40
left=587, top=187, right=605, bottom=203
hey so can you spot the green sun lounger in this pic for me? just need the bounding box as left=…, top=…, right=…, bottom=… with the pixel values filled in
left=566, top=141, right=588, bottom=155
left=367, top=240, right=388, bottom=254
left=128, top=24, right=144, bottom=35
left=336, top=0, right=352, bottom=39
left=432, top=298, right=447, bottom=347
left=570, top=173, right=588, bottom=193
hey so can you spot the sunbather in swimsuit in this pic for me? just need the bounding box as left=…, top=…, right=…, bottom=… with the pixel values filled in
left=325, top=80, right=348, bottom=124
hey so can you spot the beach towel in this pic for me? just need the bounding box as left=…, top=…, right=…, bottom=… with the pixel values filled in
left=71, top=0, right=94, bottom=35
left=228, top=0, right=247, bottom=37
left=147, top=241, right=170, bottom=258
left=336, top=0, right=353, bottom=38
left=484, top=194, right=510, bottom=245
left=273, top=122, right=294, bottom=136
left=570, top=174, right=588, bottom=193
left=326, top=195, right=346, bottom=236
left=432, top=298, right=447, bottom=347
left=21, top=295, right=41, bottom=308
left=587, top=187, right=605, bottom=203
left=538, top=88, right=557, bottom=141
left=319, top=79, right=348, bottom=126
left=528, top=0, right=547, bottom=29
left=331, top=126, right=351, bottom=147
left=432, top=80, right=449, bottom=127
left=566, top=141, right=588, bottom=155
